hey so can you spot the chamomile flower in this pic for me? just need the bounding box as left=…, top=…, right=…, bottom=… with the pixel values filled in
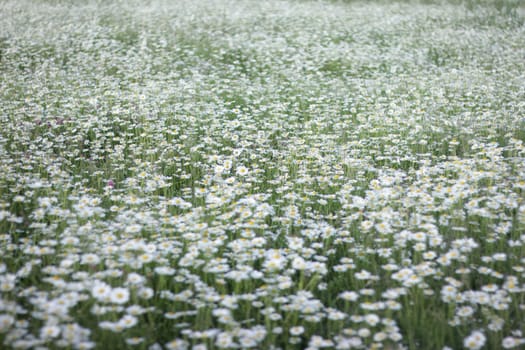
left=40, top=324, right=61, bottom=339
left=110, top=287, right=130, bottom=304
left=464, top=330, right=486, bottom=350
left=91, top=282, right=112, bottom=302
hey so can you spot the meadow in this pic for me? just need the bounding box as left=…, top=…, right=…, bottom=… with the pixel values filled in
left=0, top=0, right=524, bottom=349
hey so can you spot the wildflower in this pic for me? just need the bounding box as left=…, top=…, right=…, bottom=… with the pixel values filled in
left=137, top=287, right=154, bottom=299
left=80, top=253, right=100, bottom=265
left=40, top=324, right=61, bottom=339
left=488, top=317, right=504, bottom=331
left=165, top=338, right=189, bottom=350
left=236, top=166, right=250, bottom=176
left=215, top=332, right=235, bottom=348
left=290, top=326, right=305, bottom=336
left=110, top=287, right=130, bottom=304
left=373, top=332, right=388, bottom=342
left=457, top=306, right=474, bottom=318
left=0, top=274, right=15, bottom=292
left=358, top=328, right=371, bottom=338
left=0, top=314, right=14, bottom=332
left=126, top=337, right=144, bottom=345
left=91, top=282, right=111, bottom=302
left=154, top=266, right=176, bottom=275
left=292, top=256, right=307, bottom=270
left=464, top=330, right=486, bottom=350
left=355, top=270, right=374, bottom=280
left=308, top=335, right=333, bottom=348
left=76, top=341, right=96, bottom=349
left=119, top=315, right=138, bottom=328
left=125, top=224, right=142, bottom=234
left=263, top=250, right=287, bottom=271
left=126, top=272, right=145, bottom=285
left=364, top=314, right=380, bottom=326
left=339, top=291, right=359, bottom=302
left=502, top=337, right=524, bottom=349
left=360, top=220, right=374, bottom=232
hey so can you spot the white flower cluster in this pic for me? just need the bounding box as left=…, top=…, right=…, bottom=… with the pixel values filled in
left=0, top=0, right=524, bottom=349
